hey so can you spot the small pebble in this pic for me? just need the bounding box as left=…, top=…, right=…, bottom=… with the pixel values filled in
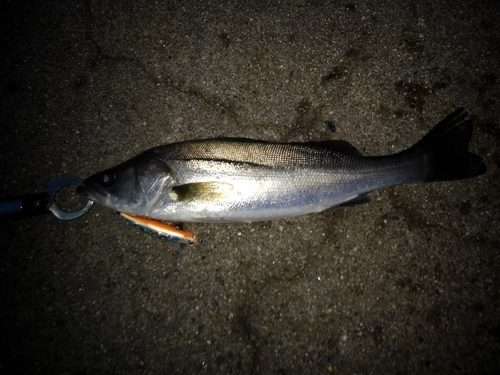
left=325, top=120, right=336, bottom=133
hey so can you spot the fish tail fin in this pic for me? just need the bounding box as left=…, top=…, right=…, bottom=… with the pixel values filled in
left=408, top=108, right=486, bottom=182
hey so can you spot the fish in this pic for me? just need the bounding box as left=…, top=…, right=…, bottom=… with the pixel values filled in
left=78, top=108, right=486, bottom=238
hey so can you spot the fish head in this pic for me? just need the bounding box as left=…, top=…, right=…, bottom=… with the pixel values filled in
left=78, top=152, right=173, bottom=214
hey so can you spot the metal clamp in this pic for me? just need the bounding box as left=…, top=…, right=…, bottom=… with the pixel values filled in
left=0, top=176, right=93, bottom=221
left=46, top=176, right=93, bottom=220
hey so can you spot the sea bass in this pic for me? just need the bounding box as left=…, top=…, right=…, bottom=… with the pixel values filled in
left=78, top=109, right=486, bottom=231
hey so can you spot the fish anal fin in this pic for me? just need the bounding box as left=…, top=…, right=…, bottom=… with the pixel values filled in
left=335, top=193, right=372, bottom=208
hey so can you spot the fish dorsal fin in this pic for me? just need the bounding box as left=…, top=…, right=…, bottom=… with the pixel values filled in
left=301, top=140, right=362, bottom=156
left=169, top=182, right=234, bottom=202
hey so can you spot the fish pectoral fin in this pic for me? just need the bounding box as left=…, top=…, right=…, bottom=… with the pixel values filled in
left=120, top=213, right=198, bottom=245
left=169, top=182, right=234, bottom=202
left=335, top=193, right=372, bottom=208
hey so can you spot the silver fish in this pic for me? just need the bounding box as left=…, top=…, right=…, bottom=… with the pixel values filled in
left=78, top=108, right=486, bottom=223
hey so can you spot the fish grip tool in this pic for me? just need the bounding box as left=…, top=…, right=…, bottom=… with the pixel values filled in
left=0, top=176, right=93, bottom=221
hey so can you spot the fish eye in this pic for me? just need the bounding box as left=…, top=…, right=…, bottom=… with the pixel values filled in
left=99, top=172, right=115, bottom=187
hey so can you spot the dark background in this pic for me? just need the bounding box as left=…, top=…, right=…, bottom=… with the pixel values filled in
left=1, top=0, right=499, bottom=374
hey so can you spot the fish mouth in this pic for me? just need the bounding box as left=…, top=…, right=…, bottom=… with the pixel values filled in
left=76, top=185, right=90, bottom=198
left=77, top=184, right=106, bottom=202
